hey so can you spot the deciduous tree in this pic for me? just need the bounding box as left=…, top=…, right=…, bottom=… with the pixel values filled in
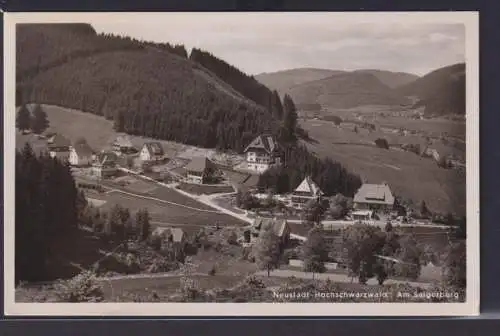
left=254, top=223, right=281, bottom=276
left=302, top=227, right=328, bottom=279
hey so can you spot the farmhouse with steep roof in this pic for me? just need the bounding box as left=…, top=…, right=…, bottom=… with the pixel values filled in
left=47, top=133, right=71, bottom=161
left=290, top=176, right=323, bottom=209
left=243, top=134, right=281, bottom=173
left=69, top=142, right=95, bottom=166
left=185, top=156, right=217, bottom=184
left=140, top=142, right=164, bottom=162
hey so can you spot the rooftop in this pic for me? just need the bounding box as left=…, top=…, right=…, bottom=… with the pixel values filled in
left=253, top=217, right=289, bottom=237
left=293, top=176, right=323, bottom=197
left=353, top=183, right=394, bottom=205
left=185, top=156, right=216, bottom=173
left=244, top=135, right=279, bottom=154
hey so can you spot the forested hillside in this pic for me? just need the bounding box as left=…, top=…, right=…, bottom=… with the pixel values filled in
left=189, top=48, right=284, bottom=118
left=16, top=143, right=85, bottom=283
left=16, top=24, right=279, bottom=151
left=398, top=63, right=466, bottom=117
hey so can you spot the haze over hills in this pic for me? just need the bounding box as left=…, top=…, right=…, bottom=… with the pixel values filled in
left=287, top=72, right=412, bottom=110
left=397, top=63, right=466, bottom=116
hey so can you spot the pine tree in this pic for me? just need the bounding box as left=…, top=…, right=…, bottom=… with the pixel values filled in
left=270, top=90, right=284, bottom=119
left=302, top=227, right=328, bottom=279
left=254, top=223, right=281, bottom=276
left=31, top=104, right=49, bottom=134
left=281, top=94, right=298, bottom=143
left=16, top=104, right=31, bottom=132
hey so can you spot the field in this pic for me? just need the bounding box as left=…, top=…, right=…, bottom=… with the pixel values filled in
left=177, top=183, right=235, bottom=195
left=301, top=118, right=466, bottom=215
left=17, top=104, right=226, bottom=160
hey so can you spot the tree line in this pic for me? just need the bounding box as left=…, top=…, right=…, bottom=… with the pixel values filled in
left=15, top=143, right=83, bottom=283
left=257, top=143, right=363, bottom=198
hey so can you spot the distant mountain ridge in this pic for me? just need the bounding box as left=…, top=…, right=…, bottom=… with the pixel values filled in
left=286, top=71, right=412, bottom=109
left=255, top=68, right=345, bottom=95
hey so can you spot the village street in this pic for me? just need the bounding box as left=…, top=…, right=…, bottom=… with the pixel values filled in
left=254, top=269, right=433, bottom=289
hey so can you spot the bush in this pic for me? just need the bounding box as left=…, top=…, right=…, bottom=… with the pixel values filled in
left=208, top=265, right=217, bottom=276
left=53, top=271, right=104, bottom=302
left=375, top=138, right=389, bottom=150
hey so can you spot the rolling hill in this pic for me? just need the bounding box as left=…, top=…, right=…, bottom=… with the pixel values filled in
left=255, top=68, right=345, bottom=94
left=352, top=69, right=419, bottom=89
left=16, top=24, right=281, bottom=152
left=397, top=63, right=466, bottom=117
left=287, top=72, right=411, bottom=109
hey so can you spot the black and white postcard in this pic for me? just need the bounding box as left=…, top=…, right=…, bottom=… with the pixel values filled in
left=3, top=12, right=479, bottom=316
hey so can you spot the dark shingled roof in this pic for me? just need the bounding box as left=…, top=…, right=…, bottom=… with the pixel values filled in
left=185, top=156, right=216, bottom=173
left=48, top=133, right=71, bottom=148
left=244, top=135, right=279, bottom=154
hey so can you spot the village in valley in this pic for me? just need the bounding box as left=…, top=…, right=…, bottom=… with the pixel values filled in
left=13, top=21, right=467, bottom=304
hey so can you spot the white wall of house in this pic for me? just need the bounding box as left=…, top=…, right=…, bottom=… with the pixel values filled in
left=140, top=147, right=151, bottom=161
left=246, top=151, right=280, bottom=173
left=187, top=173, right=204, bottom=184
left=69, top=150, right=92, bottom=166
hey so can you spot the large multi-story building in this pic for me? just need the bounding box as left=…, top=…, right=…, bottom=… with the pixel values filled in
left=243, top=135, right=281, bottom=173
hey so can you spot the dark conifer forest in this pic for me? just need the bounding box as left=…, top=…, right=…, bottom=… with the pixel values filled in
left=15, top=143, right=84, bottom=283
left=16, top=23, right=362, bottom=199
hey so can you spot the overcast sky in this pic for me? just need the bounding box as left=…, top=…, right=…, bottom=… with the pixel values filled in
left=90, top=13, right=465, bottom=76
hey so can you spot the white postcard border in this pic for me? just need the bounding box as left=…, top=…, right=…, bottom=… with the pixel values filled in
left=3, top=11, right=480, bottom=316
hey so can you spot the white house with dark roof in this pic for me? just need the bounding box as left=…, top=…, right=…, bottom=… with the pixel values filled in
left=140, top=142, right=164, bottom=162
left=243, top=134, right=281, bottom=173
left=69, top=142, right=95, bottom=166
left=353, top=183, right=395, bottom=212
left=48, top=133, right=71, bottom=161
left=290, top=176, right=323, bottom=209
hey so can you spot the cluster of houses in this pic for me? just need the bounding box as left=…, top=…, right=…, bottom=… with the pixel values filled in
left=44, top=133, right=167, bottom=179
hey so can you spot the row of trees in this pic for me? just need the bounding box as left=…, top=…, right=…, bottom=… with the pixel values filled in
left=80, top=204, right=152, bottom=243
left=15, top=143, right=83, bottom=283
left=251, top=199, right=466, bottom=290
left=16, top=103, right=50, bottom=134
left=258, top=144, right=363, bottom=198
